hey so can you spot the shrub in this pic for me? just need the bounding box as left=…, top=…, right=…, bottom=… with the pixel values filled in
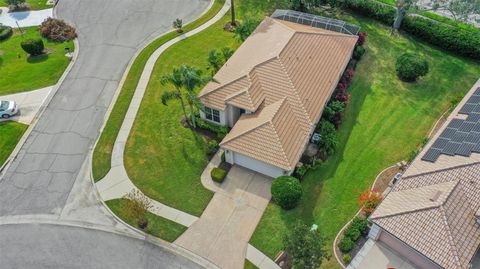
left=350, top=217, right=369, bottom=235
left=402, top=16, right=480, bottom=60
left=344, top=225, right=361, bottom=242
left=0, top=24, right=13, bottom=41
left=271, top=176, right=303, bottom=210
left=221, top=151, right=226, bottom=162
left=343, top=0, right=396, bottom=25
left=343, top=254, right=352, bottom=264
left=357, top=188, right=383, bottom=216
left=207, top=140, right=219, bottom=155
left=21, top=38, right=44, bottom=56
left=211, top=167, right=227, bottom=183
left=123, top=190, right=153, bottom=230
left=396, top=53, right=429, bottom=82
left=173, top=18, right=183, bottom=33
left=339, top=237, right=354, bottom=253
left=316, top=120, right=339, bottom=156
left=357, top=31, right=367, bottom=46
left=234, top=17, right=258, bottom=41
left=323, top=100, right=345, bottom=124
left=196, top=116, right=229, bottom=139
left=353, top=45, right=365, bottom=61
left=39, top=18, right=77, bottom=42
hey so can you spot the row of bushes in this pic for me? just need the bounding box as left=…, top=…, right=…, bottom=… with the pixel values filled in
left=339, top=217, right=369, bottom=262
left=343, top=0, right=480, bottom=59
left=195, top=116, right=229, bottom=139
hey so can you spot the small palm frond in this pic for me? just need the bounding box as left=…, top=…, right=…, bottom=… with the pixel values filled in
left=160, top=90, right=180, bottom=105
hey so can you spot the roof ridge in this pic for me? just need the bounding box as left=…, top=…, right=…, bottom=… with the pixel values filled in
left=220, top=99, right=284, bottom=145
left=276, top=55, right=313, bottom=125
left=402, top=161, right=480, bottom=181
left=269, top=98, right=302, bottom=168
left=198, top=75, right=249, bottom=98
left=438, top=205, right=464, bottom=268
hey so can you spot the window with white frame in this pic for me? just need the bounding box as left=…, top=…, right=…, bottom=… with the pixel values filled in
left=205, top=106, right=220, bottom=123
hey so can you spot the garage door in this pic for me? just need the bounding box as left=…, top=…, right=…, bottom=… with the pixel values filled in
left=233, top=152, right=283, bottom=178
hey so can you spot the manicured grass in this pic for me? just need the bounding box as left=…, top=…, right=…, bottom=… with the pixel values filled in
left=92, top=0, right=226, bottom=181
left=106, top=199, right=187, bottom=242
left=0, top=27, right=73, bottom=95
left=0, top=121, right=27, bottom=167
left=249, top=11, right=480, bottom=269
left=123, top=0, right=287, bottom=216
left=0, top=0, right=51, bottom=10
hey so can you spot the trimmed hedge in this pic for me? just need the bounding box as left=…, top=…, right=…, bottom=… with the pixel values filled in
left=0, top=25, right=13, bottom=41
left=350, top=217, right=369, bottom=235
left=344, top=225, right=361, bottom=242
left=21, top=38, right=44, bottom=56
left=271, top=176, right=303, bottom=210
left=402, top=16, right=480, bottom=59
left=396, top=52, right=429, bottom=81
left=343, top=0, right=480, bottom=60
left=211, top=167, right=227, bottom=183
left=196, top=116, right=229, bottom=139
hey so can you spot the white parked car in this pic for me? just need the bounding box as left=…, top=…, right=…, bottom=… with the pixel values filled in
left=0, top=100, right=18, bottom=119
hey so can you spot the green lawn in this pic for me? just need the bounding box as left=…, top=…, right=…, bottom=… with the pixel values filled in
left=1, top=0, right=51, bottom=10
left=0, top=121, right=27, bottom=167
left=106, top=199, right=186, bottom=242
left=123, top=0, right=287, bottom=217
left=0, top=27, right=73, bottom=95
left=92, top=0, right=226, bottom=181
left=249, top=11, right=480, bottom=269
left=244, top=260, right=259, bottom=269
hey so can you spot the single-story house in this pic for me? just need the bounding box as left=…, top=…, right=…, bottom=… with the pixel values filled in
left=198, top=10, right=359, bottom=178
left=369, top=79, right=480, bottom=269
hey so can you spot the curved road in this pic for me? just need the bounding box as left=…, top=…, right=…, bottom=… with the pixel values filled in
left=0, top=0, right=209, bottom=267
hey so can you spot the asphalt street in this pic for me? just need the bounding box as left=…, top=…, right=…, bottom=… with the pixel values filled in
left=0, top=0, right=208, bottom=216
left=0, top=0, right=209, bottom=268
left=0, top=223, right=204, bottom=269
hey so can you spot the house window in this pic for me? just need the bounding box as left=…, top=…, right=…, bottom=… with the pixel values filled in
left=205, top=106, right=220, bottom=123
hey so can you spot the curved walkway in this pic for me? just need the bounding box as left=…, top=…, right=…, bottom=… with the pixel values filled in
left=94, top=2, right=280, bottom=268
left=0, top=7, right=52, bottom=27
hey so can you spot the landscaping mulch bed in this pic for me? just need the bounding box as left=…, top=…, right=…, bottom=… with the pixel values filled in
left=372, top=165, right=402, bottom=193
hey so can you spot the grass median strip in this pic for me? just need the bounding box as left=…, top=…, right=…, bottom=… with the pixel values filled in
left=106, top=199, right=187, bottom=242
left=92, top=0, right=226, bottom=181
left=249, top=11, right=480, bottom=269
left=0, top=27, right=74, bottom=95
left=0, top=121, right=28, bottom=167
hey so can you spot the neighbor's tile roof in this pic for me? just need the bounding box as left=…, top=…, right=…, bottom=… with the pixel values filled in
left=371, top=81, right=480, bottom=269
left=199, top=16, right=357, bottom=170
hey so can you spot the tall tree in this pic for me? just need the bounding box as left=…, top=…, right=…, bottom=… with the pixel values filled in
left=431, top=0, right=480, bottom=22
left=180, top=65, right=211, bottom=129
left=206, top=50, right=223, bottom=75
left=231, top=0, right=236, bottom=26
left=393, top=0, right=416, bottom=31
left=160, top=67, right=190, bottom=127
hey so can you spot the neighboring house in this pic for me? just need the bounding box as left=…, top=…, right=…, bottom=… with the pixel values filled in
left=369, top=79, right=480, bottom=269
left=198, top=10, right=359, bottom=178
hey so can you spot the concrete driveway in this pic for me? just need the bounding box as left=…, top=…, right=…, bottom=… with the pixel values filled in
left=175, top=165, right=272, bottom=269
left=0, top=87, right=52, bottom=124
left=348, top=239, right=416, bottom=269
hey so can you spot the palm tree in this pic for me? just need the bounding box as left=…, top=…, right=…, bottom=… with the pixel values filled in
left=230, top=0, right=236, bottom=26
left=180, top=65, right=211, bottom=128
left=160, top=67, right=190, bottom=127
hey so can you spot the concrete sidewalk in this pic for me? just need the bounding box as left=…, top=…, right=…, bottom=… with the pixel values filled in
left=0, top=7, right=52, bottom=27
left=175, top=166, right=272, bottom=269
left=0, top=86, right=52, bottom=124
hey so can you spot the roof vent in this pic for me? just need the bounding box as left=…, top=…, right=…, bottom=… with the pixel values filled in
left=430, top=191, right=442, bottom=202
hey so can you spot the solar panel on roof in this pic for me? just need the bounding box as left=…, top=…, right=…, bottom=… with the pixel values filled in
left=473, top=122, right=480, bottom=133
left=467, top=95, right=480, bottom=104
left=422, top=148, right=442, bottom=162
left=459, top=122, right=475, bottom=133
left=474, top=87, right=480, bottom=96
left=473, top=104, right=480, bottom=113
left=466, top=113, right=480, bottom=123
left=455, top=142, right=475, bottom=157
left=465, top=132, right=480, bottom=144
left=431, top=137, right=449, bottom=150
left=443, top=141, right=462, bottom=156
left=460, top=103, right=476, bottom=114
left=472, top=143, right=480, bottom=153
left=452, top=131, right=469, bottom=143
left=448, top=118, right=463, bottom=129
left=439, top=128, right=457, bottom=139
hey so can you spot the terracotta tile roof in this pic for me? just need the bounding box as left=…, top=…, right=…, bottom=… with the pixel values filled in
left=199, top=16, right=357, bottom=170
